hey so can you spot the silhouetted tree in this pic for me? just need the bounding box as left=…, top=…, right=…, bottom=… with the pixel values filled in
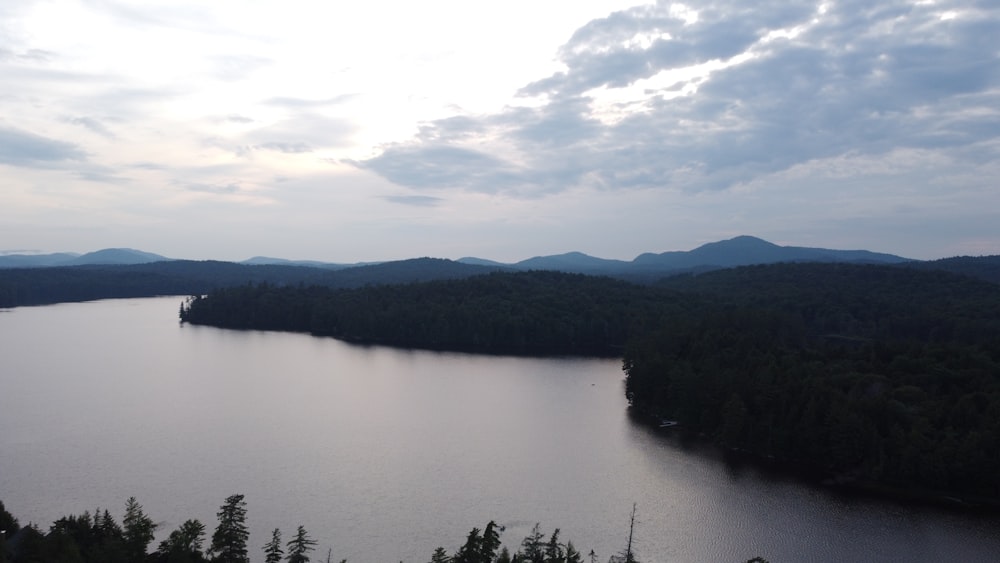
left=123, top=497, right=156, bottom=562
left=263, top=529, right=283, bottom=563
left=429, top=547, right=451, bottom=563
left=285, top=526, right=316, bottom=563
left=209, top=495, right=249, bottom=563
left=155, top=519, right=207, bottom=563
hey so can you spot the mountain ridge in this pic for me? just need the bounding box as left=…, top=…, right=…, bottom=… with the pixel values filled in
left=0, top=235, right=918, bottom=273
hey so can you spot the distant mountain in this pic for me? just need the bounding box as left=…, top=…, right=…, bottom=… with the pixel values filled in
left=459, top=236, right=912, bottom=279
left=0, top=235, right=919, bottom=283
left=0, top=248, right=170, bottom=268
left=67, top=248, right=171, bottom=265
left=514, top=251, right=631, bottom=272
left=632, top=235, right=912, bottom=270
left=0, top=252, right=80, bottom=268
left=457, top=257, right=510, bottom=268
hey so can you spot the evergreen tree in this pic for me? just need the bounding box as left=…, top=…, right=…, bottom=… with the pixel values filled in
left=156, top=519, right=207, bottom=563
left=123, top=496, right=157, bottom=563
left=543, top=529, right=563, bottom=563
left=481, top=522, right=503, bottom=561
left=91, top=509, right=127, bottom=563
left=263, top=529, right=283, bottom=563
left=209, top=494, right=249, bottom=563
left=452, top=528, right=481, bottom=563
left=285, top=526, right=317, bottom=563
left=428, top=547, right=451, bottom=563
left=520, top=524, right=545, bottom=563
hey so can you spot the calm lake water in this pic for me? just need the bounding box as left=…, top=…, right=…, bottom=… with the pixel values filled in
left=1, top=297, right=998, bottom=562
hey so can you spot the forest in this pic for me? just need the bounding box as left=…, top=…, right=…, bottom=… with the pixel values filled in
left=0, top=497, right=742, bottom=563
left=178, top=271, right=688, bottom=356
left=178, top=262, right=1000, bottom=505
left=0, top=259, right=501, bottom=309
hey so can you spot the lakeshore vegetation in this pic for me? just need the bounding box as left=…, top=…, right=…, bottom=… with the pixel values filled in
left=1, top=496, right=719, bottom=563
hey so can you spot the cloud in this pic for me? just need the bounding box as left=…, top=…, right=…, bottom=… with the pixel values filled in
left=185, top=182, right=242, bottom=195
left=382, top=195, right=444, bottom=207
left=243, top=113, right=358, bottom=154
left=64, top=116, right=116, bottom=139
left=358, top=145, right=525, bottom=193
left=256, top=141, right=313, bottom=154
left=262, top=94, right=359, bottom=109
left=0, top=48, right=56, bottom=63
left=357, top=0, right=1000, bottom=197
left=0, top=125, right=86, bottom=167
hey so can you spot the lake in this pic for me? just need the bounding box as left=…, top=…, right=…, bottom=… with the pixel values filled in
left=1, top=297, right=998, bottom=562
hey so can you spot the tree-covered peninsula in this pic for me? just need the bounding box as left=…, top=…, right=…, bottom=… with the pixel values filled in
left=179, top=263, right=1000, bottom=505
left=179, top=271, right=689, bottom=356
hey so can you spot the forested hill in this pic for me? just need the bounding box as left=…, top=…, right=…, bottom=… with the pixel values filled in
left=629, top=262, right=1000, bottom=504
left=179, top=271, right=688, bottom=356
left=0, top=258, right=502, bottom=308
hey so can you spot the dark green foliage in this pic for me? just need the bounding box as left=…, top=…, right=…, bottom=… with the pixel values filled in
left=155, top=520, right=207, bottom=563
left=44, top=509, right=126, bottom=563
left=122, top=497, right=156, bottom=562
left=629, top=263, right=1000, bottom=502
left=452, top=521, right=503, bottom=563
left=209, top=495, right=249, bottom=563
left=0, top=501, right=17, bottom=563
left=11, top=524, right=46, bottom=563
left=519, top=524, right=546, bottom=563
left=0, top=258, right=502, bottom=309
left=429, top=547, right=452, bottom=563
left=263, top=529, right=283, bottom=563
left=179, top=271, right=684, bottom=356
left=285, top=526, right=316, bottom=563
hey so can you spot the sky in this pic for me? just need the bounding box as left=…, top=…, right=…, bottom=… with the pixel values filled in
left=1, top=0, right=998, bottom=262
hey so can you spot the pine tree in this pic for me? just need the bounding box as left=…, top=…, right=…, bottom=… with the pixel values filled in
left=209, top=494, right=249, bottom=563
left=285, top=525, right=317, bottom=563
left=520, top=524, right=545, bottom=563
left=543, top=529, right=563, bottom=562
left=123, top=497, right=157, bottom=563
left=263, top=528, right=283, bottom=563
left=429, top=546, right=452, bottom=563
left=481, top=521, right=503, bottom=562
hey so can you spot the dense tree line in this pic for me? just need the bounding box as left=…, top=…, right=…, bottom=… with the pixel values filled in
left=6, top=497, right=757, bottom=563
left=179, top=271, right=689, bottom=356
left=628, top=263, right=1000, bottom=503
left=0, top=259, right=501, bottom=309
left=4, top=250, right=997, bottom=310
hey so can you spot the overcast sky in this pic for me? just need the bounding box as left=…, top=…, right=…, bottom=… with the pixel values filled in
left=2, top=0, right=997, bottom=262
